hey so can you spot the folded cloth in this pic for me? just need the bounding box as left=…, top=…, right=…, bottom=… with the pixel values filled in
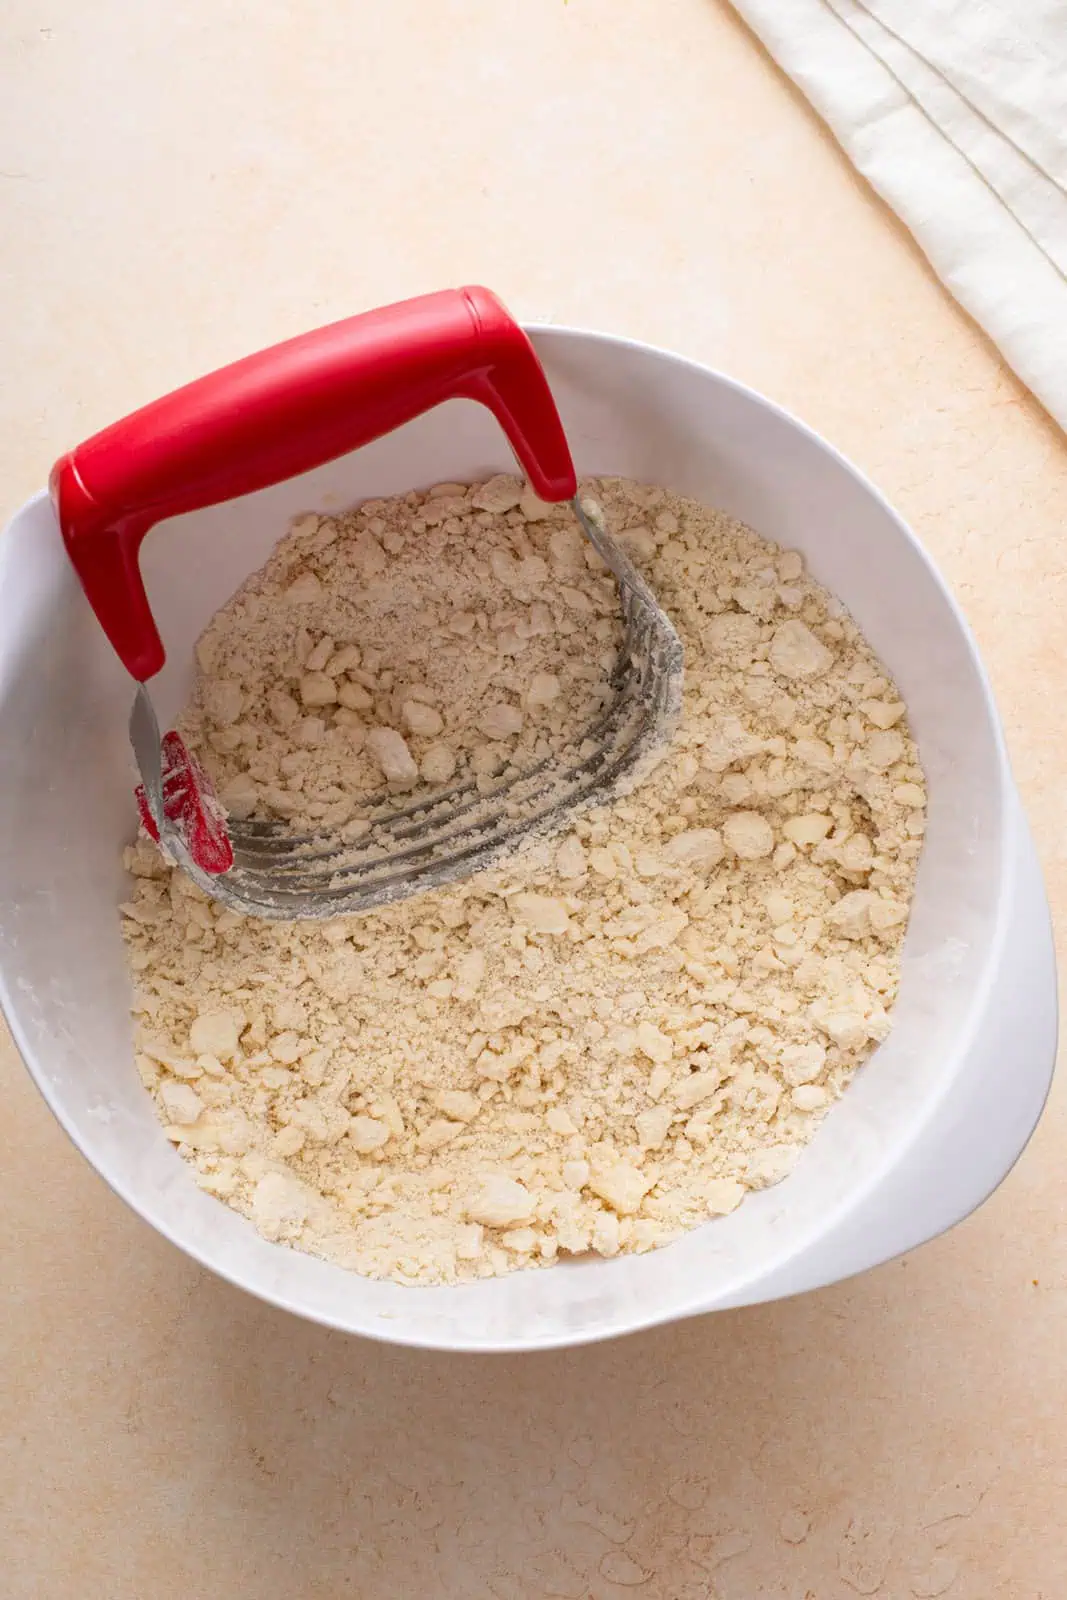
left=730, top=0, right=1067, bottom=429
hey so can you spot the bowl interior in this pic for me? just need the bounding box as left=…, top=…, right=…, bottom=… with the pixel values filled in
left=0, top=329, right=1005, bottom=1348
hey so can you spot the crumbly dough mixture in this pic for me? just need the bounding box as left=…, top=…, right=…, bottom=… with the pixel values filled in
left=121, top=477, right=926, bottom=1285
left=184, top=474, right=625, bottom=830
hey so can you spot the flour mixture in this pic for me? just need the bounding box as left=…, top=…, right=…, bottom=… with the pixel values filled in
left=121, top=476, right=926, bottom=1284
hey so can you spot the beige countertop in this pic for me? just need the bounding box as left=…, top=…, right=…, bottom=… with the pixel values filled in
left=3, top=2, right=1065, bottom=1595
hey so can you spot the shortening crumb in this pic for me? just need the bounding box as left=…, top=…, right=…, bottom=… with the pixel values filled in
left=121, top=476, right=926, bottom=1286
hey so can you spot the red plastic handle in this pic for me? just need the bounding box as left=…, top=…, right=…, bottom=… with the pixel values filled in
left=51, top=286, right=577, bottom=680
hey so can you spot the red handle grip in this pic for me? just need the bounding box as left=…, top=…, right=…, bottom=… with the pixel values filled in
left=51, top=286, right=577, bottom=680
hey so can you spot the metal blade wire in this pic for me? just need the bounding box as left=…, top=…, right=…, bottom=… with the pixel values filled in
left=132, top=495, right=683, bottom=921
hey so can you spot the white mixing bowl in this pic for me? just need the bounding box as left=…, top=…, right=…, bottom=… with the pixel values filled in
left=0, top=326, right=1056, bottom=1350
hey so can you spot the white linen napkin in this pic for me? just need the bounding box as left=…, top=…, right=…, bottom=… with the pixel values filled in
left=730, top=0, right=1067, bottom=429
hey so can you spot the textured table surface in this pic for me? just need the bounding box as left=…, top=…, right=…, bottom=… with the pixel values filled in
left=3, top=3, right=1065, bottom=1595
